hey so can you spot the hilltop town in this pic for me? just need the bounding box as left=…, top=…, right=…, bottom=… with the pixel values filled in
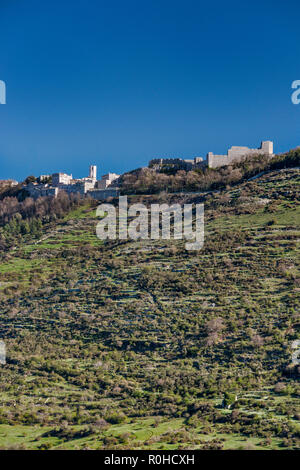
left=0, top=140, right=274, bottom=201
left=25, top=166, right=120, bottom=200
left=149, top=140, right=274, bottom=171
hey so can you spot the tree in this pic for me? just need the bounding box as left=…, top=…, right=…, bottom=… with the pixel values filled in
left=25, top=175, right=36, bottom=184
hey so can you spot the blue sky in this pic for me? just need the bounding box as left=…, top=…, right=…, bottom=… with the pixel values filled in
left=0, top=0, right=300, bottom=181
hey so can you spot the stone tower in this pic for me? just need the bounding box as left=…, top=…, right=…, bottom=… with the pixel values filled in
left=89, top=165, right=97, bottom=181
left=261, top=141, right=273, bottom=155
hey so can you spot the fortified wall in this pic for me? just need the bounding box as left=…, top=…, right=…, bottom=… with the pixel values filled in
left=149, top=157, right=204, bottom=171
left=26, top=183, right=59, bottom=198
left=207, top=141, right=274, bottom=169
left=88, top=188, right=120, bottom=200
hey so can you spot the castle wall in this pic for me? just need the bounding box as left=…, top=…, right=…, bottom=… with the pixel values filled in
left=26, top=184, right=59, bottom=199
left=149, top=158, right=195, bottom=171
left=207, top=152, right=229, bottom=168
left=97, top=179, right=111, bottom=189
left=58, top=184, right=85, bottom=195
left=207, top=141, right=274, bottom=168
left=58, top=182, right=95, bottom=194
left=88, top=188, right=120, bottom=200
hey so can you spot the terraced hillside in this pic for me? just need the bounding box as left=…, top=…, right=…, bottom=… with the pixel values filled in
left=0, top=168, right=299, bottom=450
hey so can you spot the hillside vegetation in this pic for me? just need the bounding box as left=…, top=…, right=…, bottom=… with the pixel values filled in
left=0, top=161, right=299, bottom=450
left=120, top=148, right=300, bottom=194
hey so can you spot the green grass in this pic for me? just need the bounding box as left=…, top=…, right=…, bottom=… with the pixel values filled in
left=0, top=168, right=299, bottom=450
left=63, top=204, right=97, bottom=221
left=0, top=418, right=290, bottom=450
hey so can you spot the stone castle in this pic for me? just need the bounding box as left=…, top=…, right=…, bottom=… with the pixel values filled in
left=25, top=165, right=120, bottom=200
left=207, top=141, right=274, bottom=168
left=149, top=141, right=274, bottom=171
left=149, top=157, right=204, bottom=171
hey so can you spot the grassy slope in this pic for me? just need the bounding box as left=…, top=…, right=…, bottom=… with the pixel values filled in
left=0, top=168, right=299, bottom=450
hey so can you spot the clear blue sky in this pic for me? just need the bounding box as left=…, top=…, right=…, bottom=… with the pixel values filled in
left=1, top=0, right=300, bottom=181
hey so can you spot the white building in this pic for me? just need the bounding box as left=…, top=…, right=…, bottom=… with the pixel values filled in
left=39, top=175, right=50, bottom=182
left=52, top=172, right=73, bottom=186
left=97, top=172, right=120, bottom=189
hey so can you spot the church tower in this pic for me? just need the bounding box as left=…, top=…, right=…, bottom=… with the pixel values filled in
left=89, top=165, right=97, bottom=181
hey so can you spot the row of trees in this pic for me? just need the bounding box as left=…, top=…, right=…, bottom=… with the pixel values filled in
left=0, top=192, right=84, bottom=226
left=0, top=192, right=89, bottom=251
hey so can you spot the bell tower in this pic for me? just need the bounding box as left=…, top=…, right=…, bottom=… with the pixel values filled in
left=89, top=165, right=97, bottom=181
